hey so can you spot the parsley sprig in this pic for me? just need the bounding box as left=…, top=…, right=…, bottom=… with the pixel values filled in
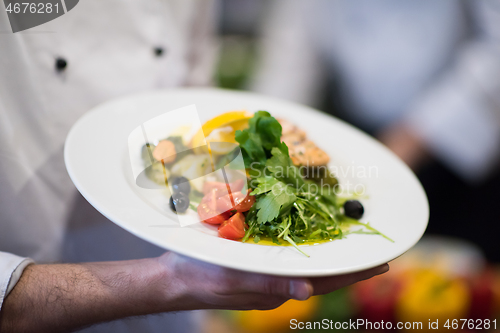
left=236, top=111, right=391, bottom=256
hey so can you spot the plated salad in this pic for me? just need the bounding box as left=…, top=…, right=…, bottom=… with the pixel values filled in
left=141, top=111, right=391, bottom=256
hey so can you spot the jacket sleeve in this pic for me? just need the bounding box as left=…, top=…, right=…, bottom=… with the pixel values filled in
left=404, top=0, right=500, bottom=182
left=0, top=251, right=34, bottom=311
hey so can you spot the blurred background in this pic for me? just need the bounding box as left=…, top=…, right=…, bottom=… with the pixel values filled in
left=205, top=0, right=500, bottom=331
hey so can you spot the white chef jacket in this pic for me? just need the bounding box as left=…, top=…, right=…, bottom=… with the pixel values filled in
left=252, top=0, right=500, bottom=182
left=0, top=0, right=217, bottom=332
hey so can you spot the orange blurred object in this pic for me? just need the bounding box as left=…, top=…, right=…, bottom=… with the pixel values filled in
left=152, top=140, right=176, bottom=163
left=236, top=297, right=319, bottom=333
left=395, top=269, right=470, bottom=332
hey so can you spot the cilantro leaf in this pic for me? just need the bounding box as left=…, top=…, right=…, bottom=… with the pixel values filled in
left=235, top=111, right=282, bottom=168
left=254, top=180, right=296, bottom=223
left=238, top=111, right=391, bottom=256
left=257, top=116, right=282, bottom=150
left=250, top=176, right=280, bottom=195
left=266, top=146, right=305, bottom=188
left=234, top=130, right=267, bottom=165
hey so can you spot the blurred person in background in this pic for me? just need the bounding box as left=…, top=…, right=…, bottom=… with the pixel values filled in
left=0, top=1, right=387, bottom=332
left=250, top=0, right=500, bottom=262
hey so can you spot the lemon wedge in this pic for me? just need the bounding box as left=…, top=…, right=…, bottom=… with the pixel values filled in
left=191, top=111, right=251, bottom=155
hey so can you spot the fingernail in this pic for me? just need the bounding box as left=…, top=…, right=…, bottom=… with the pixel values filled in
left=376, top=264, right=390, bottom=275
left=289, top=280, right=312, bottom=300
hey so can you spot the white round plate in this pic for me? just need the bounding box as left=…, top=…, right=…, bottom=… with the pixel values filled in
left=65, top=88, right=428, bottom=277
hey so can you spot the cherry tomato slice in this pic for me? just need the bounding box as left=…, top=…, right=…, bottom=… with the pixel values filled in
left=197, top=189, right=230, bottom=225
left=218, top=212, right=246, bottom=240
left=202, top=178, right=245, bottom=195
left=217, top=190, right=255, bottom=214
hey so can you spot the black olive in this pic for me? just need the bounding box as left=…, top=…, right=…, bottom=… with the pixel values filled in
left=171, top=176, right=191, bottom=195
left=169, top=192, right=190, bottom=213
left=344, top=200, right=364, bottom=219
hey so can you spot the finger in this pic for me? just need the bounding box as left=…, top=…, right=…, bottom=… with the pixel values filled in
left=218, top=270, right=313, bottom=301
left=163, top=252, right=313, bottom=301
left=213, top=294, right=290, bottom=311
left=310, top=264, right=389, bottom=295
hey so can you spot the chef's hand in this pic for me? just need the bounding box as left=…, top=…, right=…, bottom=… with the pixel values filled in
left=0, top=252, right=388, bottom=333
left=159, top=252, right=388, bottom=310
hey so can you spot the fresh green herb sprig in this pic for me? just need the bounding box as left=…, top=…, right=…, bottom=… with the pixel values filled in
left=235, top=111, right=391, bottom=256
